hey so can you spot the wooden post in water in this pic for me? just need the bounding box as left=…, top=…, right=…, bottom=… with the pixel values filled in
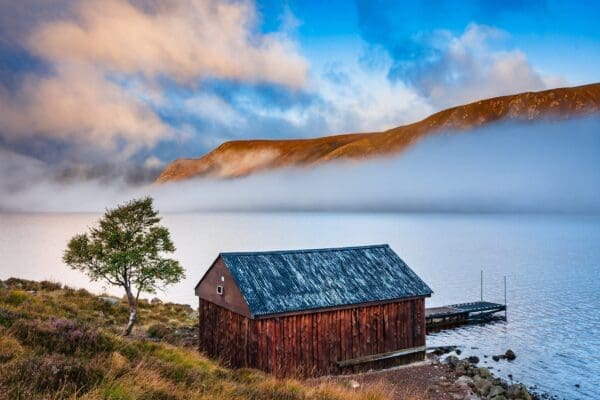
left=504, top=276, right=507, bottom=320
left=480, top=270, right=483, bottom=302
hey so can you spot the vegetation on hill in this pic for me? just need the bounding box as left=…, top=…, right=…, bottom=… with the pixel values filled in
left=0, top=278, right=386, bottom=399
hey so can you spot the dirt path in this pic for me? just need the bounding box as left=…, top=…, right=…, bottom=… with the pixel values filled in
left=317, top=360, right=467, bottom=400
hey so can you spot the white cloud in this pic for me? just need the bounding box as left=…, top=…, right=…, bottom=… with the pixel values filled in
left=405, top=24, right=567, bottom=107
left=314, top=63, right=434, bottom=133
left=184, top=94, right=246, bottom=128
left=28, top=0, right=307, bottom=87
left=0, top=0, right=308, bottom=159
left=0, top=65, right=169, bottom=158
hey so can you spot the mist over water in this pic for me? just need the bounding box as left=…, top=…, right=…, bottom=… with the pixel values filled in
left=1, top=117, right=600, bottom=213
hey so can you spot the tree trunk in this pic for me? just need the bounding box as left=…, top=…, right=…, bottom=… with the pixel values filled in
left=124, top=291, right=138, bottom=336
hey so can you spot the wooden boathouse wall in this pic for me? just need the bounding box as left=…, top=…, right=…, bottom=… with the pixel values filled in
left=198, top=297, right=426, bottom=377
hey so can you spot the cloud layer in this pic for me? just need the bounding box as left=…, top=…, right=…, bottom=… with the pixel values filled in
left=2, top=118, right=599, bottom=214
left=0, top=0, right=308, bottom=162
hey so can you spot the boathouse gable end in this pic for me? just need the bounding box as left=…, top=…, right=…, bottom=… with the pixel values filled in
left=195, top=256, right=252, bottom=318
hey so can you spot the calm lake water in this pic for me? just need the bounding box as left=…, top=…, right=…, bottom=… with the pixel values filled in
left=0, top=212, right=598, bottom=399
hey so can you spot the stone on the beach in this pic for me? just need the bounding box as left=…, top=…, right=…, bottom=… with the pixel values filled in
left=505, top=349, right=516, bottom=360
left=468, top=355, right=480, bottom=364
left=492, top=355, right=501, bottom=362
left=489, top=384, right=506, bottom=398
left=473, top=376, right=492, bottom=396
left=456, top=359, right=470, bottom=374
left=446, top=355, right=459, bottom=367
left=456, top=375, right=473, bottom=385
left=478, top=367, right=491, bottom=378
left=506, top=383, right=531, bottom=400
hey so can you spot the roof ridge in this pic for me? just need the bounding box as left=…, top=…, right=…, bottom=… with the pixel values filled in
left=220, top=244, right=390, bottom=257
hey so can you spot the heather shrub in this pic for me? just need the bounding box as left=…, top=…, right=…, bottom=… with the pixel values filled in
left=10, top=318, right=114, bottom=355
left=0, top=308, right=21, bottom=327
left=2, top=353, right=104, bottom=396
left=147, top=323, right=171, bottom=339
left=0, top=335, right=23, bottom=362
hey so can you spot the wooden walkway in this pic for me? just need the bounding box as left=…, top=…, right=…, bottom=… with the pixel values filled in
left=425, top=301, right=506, bottom=331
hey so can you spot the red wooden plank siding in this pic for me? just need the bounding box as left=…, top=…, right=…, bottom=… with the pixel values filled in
left=198, top=297, right=426, bottom=377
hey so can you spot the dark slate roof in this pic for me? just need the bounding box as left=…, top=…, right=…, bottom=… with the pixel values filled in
left=219, top=244, right=433, bottom=317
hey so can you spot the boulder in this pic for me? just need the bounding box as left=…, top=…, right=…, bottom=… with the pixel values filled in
left=446, top=355, right=460, bottom=368
left=492, top=355, right=501, bottom=362
left=99, top=296, right=119, bottom=305
left=506, top=383, right=531, bottom=400
left=478, top=367, right=491, bottom=378
left=505, top=349, right=516, bottom=360
left=468, top=355, right=480, bottom=364
left=473, top=376, right=492, bottom=396
left=489, top=385, right=506, bottom=398
left=455, top=375, right=474, bottom=392
left=467, top=366, right=478, bottom=377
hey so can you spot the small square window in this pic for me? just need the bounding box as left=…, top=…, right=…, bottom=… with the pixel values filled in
left=216, top=285, right=224, bottom=295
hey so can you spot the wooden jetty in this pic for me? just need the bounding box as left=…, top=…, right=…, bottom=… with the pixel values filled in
left=426, top=301, right=506, bottom=332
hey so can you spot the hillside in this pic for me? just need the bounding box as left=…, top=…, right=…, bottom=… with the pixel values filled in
left=156, top=83, right=600, bottom=182
left=0, top=278, right=386, bottom=399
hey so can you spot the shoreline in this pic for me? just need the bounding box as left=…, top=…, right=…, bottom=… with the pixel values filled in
left=318, top=350, right=559, bottom=400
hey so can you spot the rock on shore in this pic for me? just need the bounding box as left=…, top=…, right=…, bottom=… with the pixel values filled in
left=443, top=353, right=533, bottom=400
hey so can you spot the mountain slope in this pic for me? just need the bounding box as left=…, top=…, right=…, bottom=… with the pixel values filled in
left=156, top=83, right=600, bottom=183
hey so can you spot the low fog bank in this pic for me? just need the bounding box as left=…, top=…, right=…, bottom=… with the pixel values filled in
left=2, top=117, right=600, bottom=213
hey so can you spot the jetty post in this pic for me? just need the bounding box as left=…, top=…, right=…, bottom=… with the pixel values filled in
left=480, top=270, right=483, bottom=301
left=504, top=275, right=507, bottom=320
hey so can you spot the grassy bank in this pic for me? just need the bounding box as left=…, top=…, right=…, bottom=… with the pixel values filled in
left=0, top=278, right=386, bottom=400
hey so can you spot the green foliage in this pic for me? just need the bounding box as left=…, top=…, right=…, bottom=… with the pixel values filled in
left=63, top=197, right=185, bottom=298
left=5, top=289, right=28, bottom=306
left=63, top=197, right=185, bottom=334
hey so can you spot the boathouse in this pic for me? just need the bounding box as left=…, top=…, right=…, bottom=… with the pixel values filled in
left=195, top=244, right=433, bottom=377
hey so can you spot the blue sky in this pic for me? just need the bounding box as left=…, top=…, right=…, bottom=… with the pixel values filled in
left=0, top=0, right=598, bottom=169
